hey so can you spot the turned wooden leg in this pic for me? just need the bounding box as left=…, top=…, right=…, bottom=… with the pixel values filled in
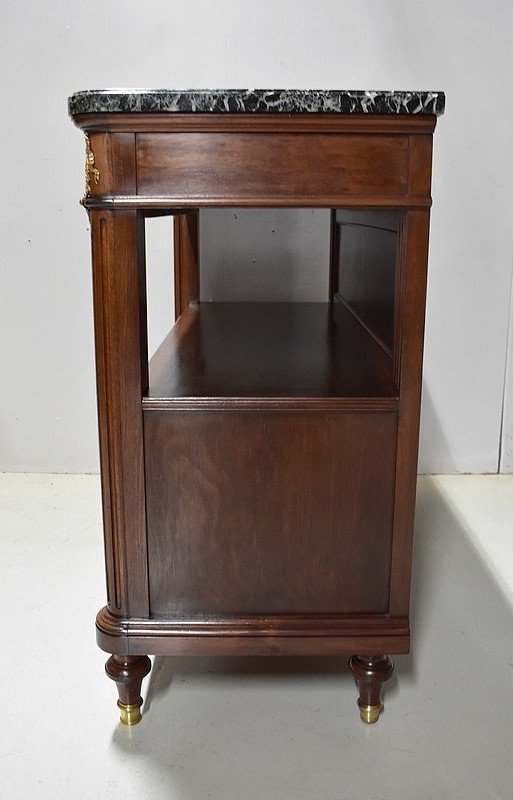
left=348, top=654, right=394, bottom=724
left=105, top=655, right=151, bottom=726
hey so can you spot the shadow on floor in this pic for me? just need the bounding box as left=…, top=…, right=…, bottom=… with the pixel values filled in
left=111, top=479, right=513, bottom=800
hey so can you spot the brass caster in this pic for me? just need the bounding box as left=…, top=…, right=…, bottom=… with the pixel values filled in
left=358, top=700, right=384, bottom=724
left=117, top=699, right=143, bottom=726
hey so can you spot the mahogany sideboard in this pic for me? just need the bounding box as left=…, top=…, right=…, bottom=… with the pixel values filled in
left=69, top=89, right=444, bottom=726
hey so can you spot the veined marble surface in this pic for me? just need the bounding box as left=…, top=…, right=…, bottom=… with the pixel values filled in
left=68, top=89, right=445, bottom=116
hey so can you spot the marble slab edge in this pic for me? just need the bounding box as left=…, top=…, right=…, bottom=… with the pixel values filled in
left=68, top=89, right=445, bottom=116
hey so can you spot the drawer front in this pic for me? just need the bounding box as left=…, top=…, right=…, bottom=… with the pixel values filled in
left=144, top=411, right=397, bottom=616
left=136, top=132, right=411, bottom=205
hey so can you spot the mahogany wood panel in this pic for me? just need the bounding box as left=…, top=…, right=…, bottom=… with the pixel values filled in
left=136, top=133, right=411, bottom=205
left=97, top=634, right=409, bottom=658
left=332, top=210, right=399, bottom=353
left=96, top=605, right=410, bottom=656
left=84, top=195, right=429, bottom=211
left=74, top=112, right=437, bottom=135
left=90, top=209, right=149, bottom=617
left=96, top=606, right=410, bottom=656
left=334, top=209, right=400, bottom=230
left=173, top=212, right=199, bottom=319
left=147, top=302, right=396, bottom=401
left=144, top=410, right=398, bottom=616
left=87, top=132, right=136, bottom=197
left=104, top=636, right=409, bottom=658
left=388, top=209, right=431, bottom=616
left=408, top=134, right=434, bottom=199
left=144, top=396, right=398, bottom=413
left=97, top=607, right=409, bottom=638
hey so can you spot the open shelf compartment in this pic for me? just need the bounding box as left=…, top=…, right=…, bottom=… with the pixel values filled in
left=141, top=214, right=401, bottom=616
left=144, top=301, right=397, bottom=410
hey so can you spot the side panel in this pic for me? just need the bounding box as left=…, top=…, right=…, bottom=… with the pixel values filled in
left=389, top=209, right=432, bottom=615
left=144, top=410, right=397, bottom=616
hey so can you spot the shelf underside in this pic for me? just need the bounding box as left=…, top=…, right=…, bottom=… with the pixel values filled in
left=146, top=302, right=396, bottom=408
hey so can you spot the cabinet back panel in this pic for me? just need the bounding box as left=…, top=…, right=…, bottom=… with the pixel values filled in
left=144, top=410, right=397, bottom=616
left=332, top=210, right=399, bottom=353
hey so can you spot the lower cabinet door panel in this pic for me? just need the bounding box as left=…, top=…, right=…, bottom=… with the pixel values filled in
left=144, top=411, right=397, bottom=616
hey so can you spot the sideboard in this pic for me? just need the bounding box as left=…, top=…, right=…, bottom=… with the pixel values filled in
left=69, top=88, right=444, bottom=726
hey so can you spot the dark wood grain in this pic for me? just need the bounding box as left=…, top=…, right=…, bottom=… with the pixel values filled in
left=73, top=112, right=437, bottom=135
left=90, top=209, right=149, bottom=617
left=105, top=654, right=151, bottom=705
left=87, top=132, right=136, bottom=198
left=144, top=409, right=397, bottom=616
left=136, top=133, right=410, bottom=205
left=388, top=208, right=432, bottom=616
left=83, top=193, right=431, bottom=210
left=147, top=302, right=396, bottom=401
left=332, top=210, right=400, bottom=353
left=96, top=605, right=409, bottom=656
left=173, top=212, right=199, bottom=319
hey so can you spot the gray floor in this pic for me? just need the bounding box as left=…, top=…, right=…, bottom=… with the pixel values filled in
left=2, top=473, right=513, bottom=799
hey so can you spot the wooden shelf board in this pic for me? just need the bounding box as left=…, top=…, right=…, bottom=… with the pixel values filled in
left=146, top=302, right=397, bottom=406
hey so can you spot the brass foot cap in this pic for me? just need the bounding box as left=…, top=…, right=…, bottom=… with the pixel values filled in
left=358, top=700, right=384, bottom=724
left=117, top=700, right=142, bottom=726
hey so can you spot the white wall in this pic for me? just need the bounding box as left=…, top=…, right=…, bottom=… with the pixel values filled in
left=1, top=0, right=512, bottom=473
left=200, top=209, right=330, bottom=302
left=500, top=270, right=513, bottom=472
